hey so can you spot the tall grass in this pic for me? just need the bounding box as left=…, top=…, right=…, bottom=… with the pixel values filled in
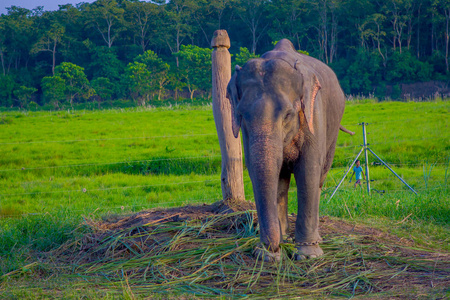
left=0, top=211, right=89, bottom=274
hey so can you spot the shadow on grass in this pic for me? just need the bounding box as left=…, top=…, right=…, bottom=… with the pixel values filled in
left=5, top=156, right=223, bottom=178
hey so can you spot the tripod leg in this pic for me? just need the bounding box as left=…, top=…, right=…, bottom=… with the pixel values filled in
left=327, top=147, right=364, bottom=202
left=367, top=148, right=418, bottom=195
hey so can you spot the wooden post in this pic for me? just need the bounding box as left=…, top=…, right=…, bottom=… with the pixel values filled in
left=211, top=30, right=245, bottom=201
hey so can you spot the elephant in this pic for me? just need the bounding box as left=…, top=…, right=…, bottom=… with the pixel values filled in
left=226, top=39, right=352, bottom=261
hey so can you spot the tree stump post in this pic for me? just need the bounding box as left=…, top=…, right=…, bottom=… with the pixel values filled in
left=211, top=30, right=245, bottom=201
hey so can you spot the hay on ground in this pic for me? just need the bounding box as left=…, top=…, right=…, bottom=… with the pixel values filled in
left=45, top=199, right=450, bottom=298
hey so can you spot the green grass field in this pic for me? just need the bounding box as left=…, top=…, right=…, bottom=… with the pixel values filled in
left=0, top=100, right=449, bottom=298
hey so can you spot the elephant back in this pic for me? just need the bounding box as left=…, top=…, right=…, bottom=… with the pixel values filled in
left=261, top=39, right=340, bottom=90
left=264, top=40, right=344, bottom=109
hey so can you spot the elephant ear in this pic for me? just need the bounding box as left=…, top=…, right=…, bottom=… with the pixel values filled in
left=226, top=65, right=242, bottom=139
left=300, top=72, right=321, bottom=135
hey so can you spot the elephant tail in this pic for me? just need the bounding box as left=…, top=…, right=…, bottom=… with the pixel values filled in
left=339, top=125, right=355, bottom=136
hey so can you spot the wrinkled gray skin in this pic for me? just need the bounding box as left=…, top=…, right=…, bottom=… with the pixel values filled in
left=227, top=39, right=346, bottom=260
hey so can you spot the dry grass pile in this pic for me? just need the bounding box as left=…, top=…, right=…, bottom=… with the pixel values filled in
left=48, top=199, right=449, bottom=298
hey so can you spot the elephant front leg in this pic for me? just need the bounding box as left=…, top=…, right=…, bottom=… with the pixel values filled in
left=277, top=169, right=291, bottom=238
left=293, top=157, right=324, bottom=260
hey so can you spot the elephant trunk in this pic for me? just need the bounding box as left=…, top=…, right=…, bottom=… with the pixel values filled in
left=247, top=135, right=283, bottom=252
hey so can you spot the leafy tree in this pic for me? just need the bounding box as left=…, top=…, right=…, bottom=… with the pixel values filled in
left=188, top=0, right=235, bottom=47
left=13, top=86, right=37, bottom=108
left=374, top=82, right=387, bottom=99
left=166, top=64, right=186, bottom=101
left=54, top=62, right=89, bottom=106
left=427, top=50, right=446, bottom=76
left=331, top=48, right=383, bottom=95
left=267, top=0, right=307, bottom=50
left=297, top=49, right=309, bottom=55
left=54, top=4, right=86, bottom=66
left=304, top=0, right=344, bottom=64
left=164, top=0, right=202, bottom=67
left=84, top=0, right=125, bottom=48
left=124, top=1, right=163, bottom=53
left=41, top=76, right=65, bottom=109
left=234, top=0, right=269, bottom=54
left=175, top=45, right=212, bottom=99
left=1, top=0, right=450, bottom=106
left=135, top=50, right=170, bottom=101
left=1, top=6, right=35, bottom=74
left=346, top=50, right=380, bottom=94
left=31, top=17, right=65, bottom=75
left=386, top=51, right=432, bottom=82
left=361, top=13, right=388, bottom=67
left=383, top=0, right=414, bottom=54
left=124, top=61, right=152, bottom=106
left=124, top=50, right=170, bottom=104
left=91, top=77, right=114, bottom=101
left=83, top=41, right=123, bottom=84
left=233, top=47, right=260, bottom=69
left=0, top=74, right=15, bottom=107
left=0, top=15, right=7, bottom=76
left=391, top=83, right=402, bottom=99
left=433, top=0, right=450, bottom=73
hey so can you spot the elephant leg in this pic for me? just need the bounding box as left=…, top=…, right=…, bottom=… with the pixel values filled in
left=277, top=169, right=291, bottom=237
left=293, top=151, right=324, bottom=260
left=320, top=139, right=338, bottom=188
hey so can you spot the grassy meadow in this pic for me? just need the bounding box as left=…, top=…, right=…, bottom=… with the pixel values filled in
left=0, top=100, right=449, bottom=298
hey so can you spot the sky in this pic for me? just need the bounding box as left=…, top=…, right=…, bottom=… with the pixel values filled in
left=0, top=0, right=96, bottom=14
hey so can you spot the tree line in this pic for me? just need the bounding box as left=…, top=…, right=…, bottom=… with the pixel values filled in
left=1, top=0, right=449, bottom=109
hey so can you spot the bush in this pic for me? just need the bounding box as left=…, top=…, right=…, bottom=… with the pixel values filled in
left=0, top=75, right=15, bottom=107
left=375, top=82, right=387, bottom=100
left=54, top=62, right=90, bottom=106
left=331, top=49, right=383, bottom=95
left=233, top=47, right=260, bottom=69
left=13, top=86, right=37, bottom=108
left=91, top=77, right=114, bottom=101
left=41, top=76, right=66, bottom=109
left=391, top=84, right=402, bottom=99
left=386, top=51, right=433, bottom=82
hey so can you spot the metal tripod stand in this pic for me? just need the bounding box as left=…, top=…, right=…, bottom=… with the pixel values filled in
left=328, top=122, right=418, bottom=201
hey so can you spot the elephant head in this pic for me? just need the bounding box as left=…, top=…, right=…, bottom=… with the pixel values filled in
left=227, top=58, right=322, bottom=141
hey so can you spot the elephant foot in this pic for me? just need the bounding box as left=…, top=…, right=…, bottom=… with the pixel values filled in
left=294, top=243, right=323, bottom=260
left=283, top=235, right=293, bottom=243
left=253, top=244, right=281, bottom=262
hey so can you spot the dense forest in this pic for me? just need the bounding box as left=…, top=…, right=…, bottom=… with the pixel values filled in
left=1, top=0, right=449, bottom=108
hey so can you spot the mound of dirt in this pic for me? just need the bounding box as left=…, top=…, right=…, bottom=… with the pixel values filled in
left=93, top=199, right=419, bottom=252
left=96, top=198, right=257, bottom=231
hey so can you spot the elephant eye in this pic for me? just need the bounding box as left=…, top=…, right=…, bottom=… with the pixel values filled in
left=284, top=110, right=294, bottom=122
